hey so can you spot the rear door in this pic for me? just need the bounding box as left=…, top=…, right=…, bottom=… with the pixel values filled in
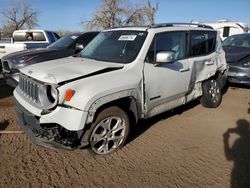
left=188, top=30, right=218, bottom=82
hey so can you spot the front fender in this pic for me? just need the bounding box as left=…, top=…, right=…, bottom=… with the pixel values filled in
left=85, top=89, right=142, bottom=124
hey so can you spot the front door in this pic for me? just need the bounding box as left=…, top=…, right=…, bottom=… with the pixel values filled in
left=144, top=31, right=192, bottom=115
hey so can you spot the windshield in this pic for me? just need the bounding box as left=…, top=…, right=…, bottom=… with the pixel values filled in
left=80, top=30, right=147, bottom=64
left=48, top=34, right=79, bottom=49
left=222, top=34, right=250, bottom=48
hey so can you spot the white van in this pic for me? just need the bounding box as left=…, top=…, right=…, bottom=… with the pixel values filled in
left=203, top=20, right=248, bottom=40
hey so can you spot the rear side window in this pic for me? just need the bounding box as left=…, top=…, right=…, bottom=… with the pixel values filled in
left=189, top=30, right=216, bottom=57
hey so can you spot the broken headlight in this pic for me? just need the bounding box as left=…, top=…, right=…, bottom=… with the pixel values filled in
left=39, top=84, right=58, bottom=109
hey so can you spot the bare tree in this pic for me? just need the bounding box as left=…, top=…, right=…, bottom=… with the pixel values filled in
left=84, top=0, right=127, bottom=29
left=0, top=0, right=39, bottom=36
left=83, top=0, right=159, bottom=30
left=141, top=1, right=159, bottom=25
left=55, top=30, right=76, bottom=37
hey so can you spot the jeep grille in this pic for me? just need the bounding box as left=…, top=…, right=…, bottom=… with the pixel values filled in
left=18, top=73, right=39, bottom=102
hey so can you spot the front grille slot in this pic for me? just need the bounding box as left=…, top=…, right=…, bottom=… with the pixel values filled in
left=19, top=74, right=39, bottom=102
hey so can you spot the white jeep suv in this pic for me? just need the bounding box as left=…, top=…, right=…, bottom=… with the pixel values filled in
left=14, top=23, right=227, bottom=155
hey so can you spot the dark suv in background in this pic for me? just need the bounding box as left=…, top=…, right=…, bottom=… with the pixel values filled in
left=1, top=31, right=99, bottom=87
left=222, top=33, right=250, bottom=85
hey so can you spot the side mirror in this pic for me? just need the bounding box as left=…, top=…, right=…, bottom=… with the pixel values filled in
left=75, top=43, right=84, bottom=51
left=155, top=51, right=176, bottom=65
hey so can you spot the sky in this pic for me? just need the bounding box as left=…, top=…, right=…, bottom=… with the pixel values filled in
left=0, top=0, right=250, bottom=31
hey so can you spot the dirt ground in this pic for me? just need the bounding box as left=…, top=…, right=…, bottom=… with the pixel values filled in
left=0, top=75, right=249, bottom=188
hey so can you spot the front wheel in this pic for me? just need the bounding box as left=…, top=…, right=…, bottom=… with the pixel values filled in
left=200, top=79, right=222, bottom=108
left=86, top=106, right=130, bottom=155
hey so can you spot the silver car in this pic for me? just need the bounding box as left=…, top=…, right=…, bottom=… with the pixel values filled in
left=223, top=33, right=250, bottom=85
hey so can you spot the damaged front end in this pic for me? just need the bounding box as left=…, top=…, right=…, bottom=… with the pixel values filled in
left=16, top=101, right=87, bottom=150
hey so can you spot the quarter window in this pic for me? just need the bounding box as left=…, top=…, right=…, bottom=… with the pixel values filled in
left=189, top=31, right=216, bottom=57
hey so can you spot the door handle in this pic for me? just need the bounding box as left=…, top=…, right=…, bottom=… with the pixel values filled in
left=0, top=51, right=6, bottom=53
left=205, top=61, right=214, bottom=65
left=179, top=68, right=190, bottom=72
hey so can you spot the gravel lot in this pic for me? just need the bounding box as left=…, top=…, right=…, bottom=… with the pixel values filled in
left=0, top=75, right=250, bottom=188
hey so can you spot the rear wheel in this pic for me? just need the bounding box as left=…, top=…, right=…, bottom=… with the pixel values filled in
left=87, top=106, right=130, bottom=155
left=200, top=79, right=222, bottom=108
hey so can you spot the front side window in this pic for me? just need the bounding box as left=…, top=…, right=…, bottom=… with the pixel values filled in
left=80, top=30, right=147, bottom=64
left=189, top=31, right=216, bottom=57
left=146, top=31, right=186, bottom=62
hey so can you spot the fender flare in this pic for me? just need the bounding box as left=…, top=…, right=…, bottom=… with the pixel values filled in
left=85, top=89, right=142, bottom=124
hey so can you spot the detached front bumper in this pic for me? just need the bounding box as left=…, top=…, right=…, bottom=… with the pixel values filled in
left=227, top=65, right=250, bottom=85
left=15, top=100, right=89, bottom=150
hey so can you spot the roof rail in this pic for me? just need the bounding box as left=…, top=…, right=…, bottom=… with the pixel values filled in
left=109, top=25, right=148, bottom=29
left=150, top=23, right=213, bottom=29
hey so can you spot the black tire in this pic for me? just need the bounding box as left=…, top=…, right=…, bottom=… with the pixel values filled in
left=86, top=106, right=130, bottom=155
left=200, top=78, right=222, bottom=108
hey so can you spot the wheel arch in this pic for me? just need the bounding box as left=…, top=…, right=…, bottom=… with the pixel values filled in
left=85, top=89, right=141, bottom=126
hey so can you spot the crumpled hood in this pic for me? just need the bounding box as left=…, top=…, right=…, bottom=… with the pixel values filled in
left=20, top=57, right=123, bottom=84
left=223, top=46, right=250, bottom=63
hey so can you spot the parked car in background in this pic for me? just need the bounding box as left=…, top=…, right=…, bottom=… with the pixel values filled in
left=202, top=20, right=248, bottom=40
left=1, top=31, right=99, bottom=87
left=222, top=33, right=250, bottom=85
left=14, top=23, right=227, bottom=155
left=0, top=30, right=60, bottom=60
